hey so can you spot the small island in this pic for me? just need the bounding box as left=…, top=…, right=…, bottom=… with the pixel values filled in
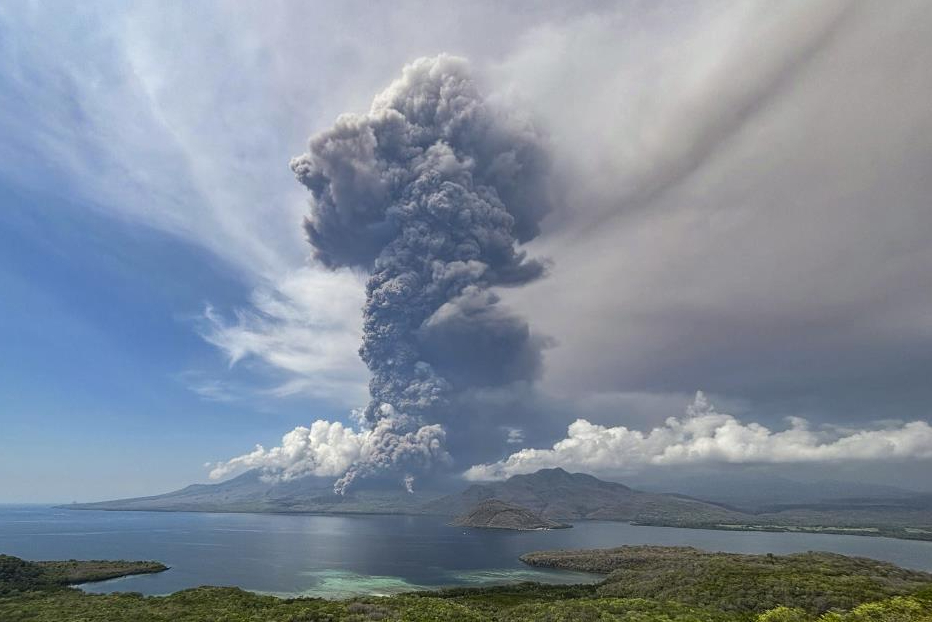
left=452, top=499, right=571, bottom=530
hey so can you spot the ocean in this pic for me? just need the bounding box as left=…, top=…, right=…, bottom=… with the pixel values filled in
left=2, top=505, right=930, bottom=598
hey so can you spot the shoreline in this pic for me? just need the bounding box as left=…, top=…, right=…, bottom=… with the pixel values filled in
left=58, top=504, right=932, bottom=543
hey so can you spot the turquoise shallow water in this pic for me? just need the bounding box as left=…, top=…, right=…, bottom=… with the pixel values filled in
left=1, top=505, right=931, bottom=598
left=261, top=567, right=599, bottom=599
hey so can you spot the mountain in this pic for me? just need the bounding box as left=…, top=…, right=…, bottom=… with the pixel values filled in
left=425, top=469, right=932, bottom=539
left=452, top=499, right=570, bottom=530
left=68, top=466, right=739, bottom=525
left=631, top=472, right=919, bottom=512
left=425, top=468, right=742, bottom=525
left=66, top=467, right=932, bottom=541
left=68, top=470, right=442, bottom=514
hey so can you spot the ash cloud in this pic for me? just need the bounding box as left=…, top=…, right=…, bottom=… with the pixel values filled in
left=290, top=55, right=553, bottom=492
left=495, top=1, right=932, bottom=428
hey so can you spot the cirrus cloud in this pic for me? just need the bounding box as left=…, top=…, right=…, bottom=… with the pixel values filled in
left=198, top=266, right=368, bottom=405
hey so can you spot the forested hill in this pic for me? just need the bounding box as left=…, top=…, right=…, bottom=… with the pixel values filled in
left=452, top=499, right=570, bottom=530
left=520, top=545, right=932, bottom=614
left=3, top=549, right=932, bottom=621
left=427, top=467, right=741, bottom=524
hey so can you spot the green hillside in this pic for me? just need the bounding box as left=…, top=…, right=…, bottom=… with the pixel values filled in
left=3, top=547, right=932, bottom=621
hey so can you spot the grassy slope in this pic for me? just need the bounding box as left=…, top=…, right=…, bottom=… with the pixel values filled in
left=2, top=548, right=932, bottom=621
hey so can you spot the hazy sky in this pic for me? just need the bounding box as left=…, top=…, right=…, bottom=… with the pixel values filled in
left=2, top=1, right=931, bottom=501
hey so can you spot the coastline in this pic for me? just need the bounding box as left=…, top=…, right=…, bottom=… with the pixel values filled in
left=58, top=504, right=932, bottom=543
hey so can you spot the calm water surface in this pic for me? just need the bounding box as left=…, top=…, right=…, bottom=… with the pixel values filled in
left=2, top=505, right=931, bottom=598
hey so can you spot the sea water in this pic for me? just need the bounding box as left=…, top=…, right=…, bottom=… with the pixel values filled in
left=1, top=505, right=930, bottom=598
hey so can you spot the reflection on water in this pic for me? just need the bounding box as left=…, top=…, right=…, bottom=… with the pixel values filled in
left=1, top=505, right=931, bottom=598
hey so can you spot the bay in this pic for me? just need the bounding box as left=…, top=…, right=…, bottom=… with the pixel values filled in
left=1, top=505, right=930, bottom=598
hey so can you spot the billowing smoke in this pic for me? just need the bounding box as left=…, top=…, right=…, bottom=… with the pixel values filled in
left=206, top=417, right=447, bottom=485
left=290, top=55, right=552, bottom=493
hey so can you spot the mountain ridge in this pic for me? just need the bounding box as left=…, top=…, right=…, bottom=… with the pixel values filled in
left=424, top=467, right=740, bottom=525
left=64, top=467, right=932, bottom=541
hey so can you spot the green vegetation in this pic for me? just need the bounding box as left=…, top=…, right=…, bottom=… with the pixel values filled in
left=657, top=522, right=932, bottom=543
left=33, top=559, right=168, bottom=586
left=452, top=499, right=570, bottom=530
left=0, top=555, right=166, bottom=596
left=521, top=546, right=932, bottom=614
left=2, top=548, right=931, bottom=621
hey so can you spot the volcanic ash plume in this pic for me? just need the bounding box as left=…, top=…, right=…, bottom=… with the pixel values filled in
left=290, top=55, right=552, bottom=493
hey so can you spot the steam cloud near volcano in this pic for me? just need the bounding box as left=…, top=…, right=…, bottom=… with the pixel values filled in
left=288, top=54, right=552, bottom=492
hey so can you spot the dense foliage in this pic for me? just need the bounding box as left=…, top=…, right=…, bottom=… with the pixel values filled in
left=522, top=546, right=932, bottom=614
left=0, top=555, right=48, bottom=596
left=1, top=549, right=931, bottom=621
left=0, top=555, right=167, bottom=597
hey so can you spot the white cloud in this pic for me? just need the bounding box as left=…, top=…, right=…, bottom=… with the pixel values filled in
left=207, top=411, right=449, bottom=488
left=0, top=3, right=372, bottom=408
left=199, top=267, right=368, bottom=405
left=464, top=392, right=932, bottom=481
left=0, top=2, right=604, bottom=412
left=504, top=427, right=525, bottom=444
left=5, top=0, right=932, bottom=462
left=207, top=420, right=366, bottom=481
left=183, top=376, right=240, bottom=403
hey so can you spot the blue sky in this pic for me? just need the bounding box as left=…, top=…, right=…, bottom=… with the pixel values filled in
left=0, top=1, right=579, bottom=501
left=0, top=183, right=350, bottom=501
left=2, top=1, right=932, bottom=501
